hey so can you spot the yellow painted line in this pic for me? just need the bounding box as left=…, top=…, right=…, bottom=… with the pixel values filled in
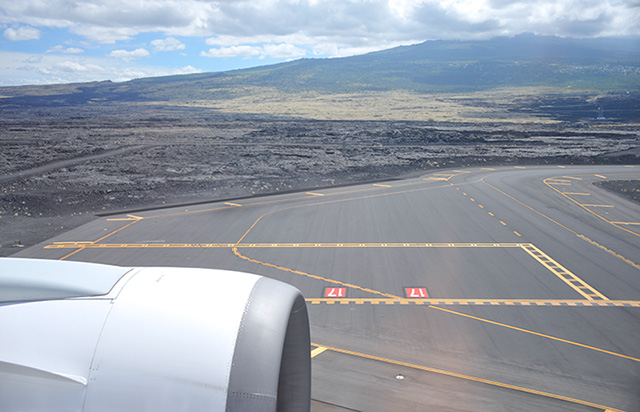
left=106, top=218, right=137, bottom=221
left=610, top=221, right=640, bottom=226
left=126, top=214, right=143, bottom=219
left=311, top=343, right=628, bottom=411
left=306, top=298, right=640, bottom=307
left=547, top=179, right=573, bottom=184
left=306, top=192, right=324, bottom=196
left=562, top=192, right=590, bottom=196
left=581, top=204, right=615, bottom=208
left=432, top=305, right=640, bottom=365
left=488, top=212, right=494, bottom=216
left=234, top=244, right=638, bottom=364
left=481, top=168, right=496, bottom=171
left=547, top=182, right=572, bottom=186
left=520, top=244, right=608, bottom=300
left=232, top=247, right=400, bottom=299
left=562, top=176, right=582, bottom=180
left=224, top=202, right=242, bottom=207
left=469, top=198, right=475, bottom=202
left=478, top=204, right=484, bottom=209
left=543, top=177, right=639, bottom=240
left=44, top=242, right=528, bottom=250
left=557, top=165, right=566, bottom=168
left=513, top=231, right=522, bottom=237
left=53, top=241, right=93, bottom=245
left=500, top=220, right=507, bottom=226
left=514, top=166, right=526, bottom=169
left=372, top=183, right=392, bottom=188
left=594, top=174, right=607, bottom=179
left=424, top=177, right=448, bottom=181
left=310, top=346, right=328, bottom=358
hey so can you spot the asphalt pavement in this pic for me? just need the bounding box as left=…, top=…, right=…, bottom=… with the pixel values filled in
left=13, top=165, right=640, bottom=411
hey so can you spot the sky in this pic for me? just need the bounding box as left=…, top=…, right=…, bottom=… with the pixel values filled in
left=0, top=0, right=638, bottom=86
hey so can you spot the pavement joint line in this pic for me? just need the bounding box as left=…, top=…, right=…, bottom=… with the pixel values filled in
left=306, top=298, right=640, bottom=307
left=310, top=343, right=628, bottom=412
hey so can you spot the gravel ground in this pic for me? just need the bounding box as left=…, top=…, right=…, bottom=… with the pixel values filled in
left=1, top=105, right=638, bottom=256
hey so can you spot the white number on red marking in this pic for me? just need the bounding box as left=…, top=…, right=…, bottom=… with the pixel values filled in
left=404, top=287, right=428, bottom=298
left=324, top=287, right=346, bottom=298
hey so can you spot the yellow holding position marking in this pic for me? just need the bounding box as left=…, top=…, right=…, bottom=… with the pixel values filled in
left=307, top=298, right=639, bottom=307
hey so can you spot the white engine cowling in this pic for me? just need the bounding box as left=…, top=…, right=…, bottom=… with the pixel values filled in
left=0, top=258, right=311, bottom=412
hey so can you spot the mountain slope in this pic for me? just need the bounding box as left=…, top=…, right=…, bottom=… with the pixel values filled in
left=0, top=35, right=638, bottom=108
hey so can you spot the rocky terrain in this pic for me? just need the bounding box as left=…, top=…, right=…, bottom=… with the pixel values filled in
left=1, top=104, right=639, bottom=256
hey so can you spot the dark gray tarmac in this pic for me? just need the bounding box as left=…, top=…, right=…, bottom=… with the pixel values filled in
left=12, top=165, right=640, bottom=411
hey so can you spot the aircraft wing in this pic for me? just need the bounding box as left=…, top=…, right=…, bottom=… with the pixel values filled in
left=0, top=258, right=310, bottom=412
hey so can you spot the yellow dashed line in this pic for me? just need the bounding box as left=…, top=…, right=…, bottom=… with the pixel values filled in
left=373, top=183, right=392, bottom=188
left=306, top=192, right=325, bottom=196
left=306, top=298, right=640, bottom=307
left=610, top=221, right=640, bottom=226
left=513, top=231, right=522, bottom=237
left=594, top=174, right=607, bottom=179
left=562, top=192, right=590, bottom=196
left=224, top=202, right=243, bottom=207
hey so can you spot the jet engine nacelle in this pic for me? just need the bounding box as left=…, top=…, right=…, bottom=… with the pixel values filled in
left=0, top=258, right=311, bottom=412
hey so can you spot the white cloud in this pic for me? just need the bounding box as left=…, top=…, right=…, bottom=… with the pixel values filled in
left=0, top=0, right=639, bottom=85
left=201, top=43, right=307, bottom=59
left=0, top=51, right=203, bottom=85
left=262, top=44, right=306, bottom=59
left=151, top=37, right=186, bottom=52
left=201, top=45, right=264, bottom=58
left=3, top=26, right=40, bottom=41
left=1, top=0, right=638, bottom=46
left=110, top=48, right=151, bottom=60
left=47, top=45, right=85, bottom=54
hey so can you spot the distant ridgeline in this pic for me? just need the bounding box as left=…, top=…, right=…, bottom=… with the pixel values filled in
left=0, top=34, right=638, bottom=119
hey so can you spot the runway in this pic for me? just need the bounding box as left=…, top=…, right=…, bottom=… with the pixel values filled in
left=13, top=165, right=640, bottom=411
